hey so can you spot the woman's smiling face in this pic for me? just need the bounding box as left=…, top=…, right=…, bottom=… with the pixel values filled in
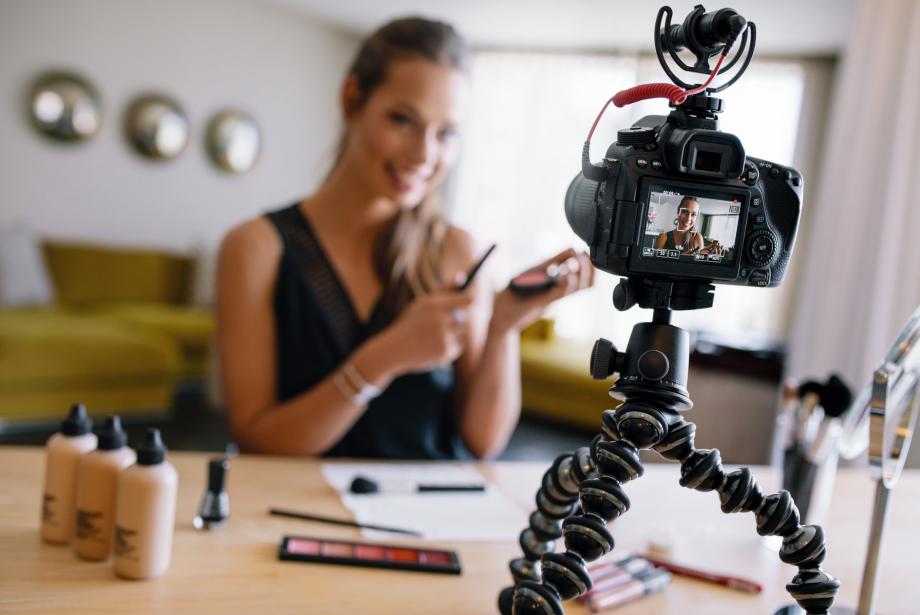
left=342, top=57, right=467, bottom=209
left=677, top=199, right=700, bottom=231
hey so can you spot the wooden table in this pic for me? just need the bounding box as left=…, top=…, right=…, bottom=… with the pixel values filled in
left=1, top=446, right=917, bottom=614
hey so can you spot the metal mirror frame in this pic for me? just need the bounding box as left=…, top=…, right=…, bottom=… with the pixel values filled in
left=124, top=94, right=190, bottom=161
left=837, top=305, right=920, bottom=475
left=206, top=110, right=262, bottom=174
left=28, top=71, right=103, bottom=143
left=868, top=306, right=920, bottom=488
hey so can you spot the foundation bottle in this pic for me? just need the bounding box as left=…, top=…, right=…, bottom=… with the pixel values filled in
left=73, top=416, right=136, bottom=560
left=41, top=404, right=97, bottom=544
left=113, top=429, right=178, bottom=580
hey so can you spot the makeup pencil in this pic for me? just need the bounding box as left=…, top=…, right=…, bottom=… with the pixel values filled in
left=269, top=508, right=422, bottom=537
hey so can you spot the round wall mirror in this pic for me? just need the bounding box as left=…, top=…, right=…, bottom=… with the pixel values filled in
left=124, top=95, right=189, bottom=160
left=206, top=110, right=261, bottom=174
left=28, top=72, right=102, bottom=142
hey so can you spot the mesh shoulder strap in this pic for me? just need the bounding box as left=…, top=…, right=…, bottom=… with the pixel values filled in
left=266, top=205, right=362, bottom=355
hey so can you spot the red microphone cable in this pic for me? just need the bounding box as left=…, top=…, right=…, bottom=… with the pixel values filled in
left=585, top=52, right=727, bottom=142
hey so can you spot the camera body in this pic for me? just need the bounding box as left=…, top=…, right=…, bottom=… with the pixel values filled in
left=565, top=100, right=803, bottom=289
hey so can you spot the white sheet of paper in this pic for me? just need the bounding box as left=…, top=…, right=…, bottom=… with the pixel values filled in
left=321, top=462, right=528, bottom=541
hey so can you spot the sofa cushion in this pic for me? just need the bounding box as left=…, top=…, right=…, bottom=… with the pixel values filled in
left=0, top=308, right=182, bottom=388
left=520, top=335, right=619, bottom=430
left=0, top=308, right=183, bottom=423
left=87, top=302, right=214, bottom=377
left=42, top=242, right=193, bottom=305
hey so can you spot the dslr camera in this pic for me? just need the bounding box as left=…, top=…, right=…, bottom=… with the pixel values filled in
left=565, top=5, right=802, bottom=299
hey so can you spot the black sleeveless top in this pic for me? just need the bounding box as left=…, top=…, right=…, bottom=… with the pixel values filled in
left=265, top=203, right=464, bottom=459
left=663, top=230, right=698, bottom=251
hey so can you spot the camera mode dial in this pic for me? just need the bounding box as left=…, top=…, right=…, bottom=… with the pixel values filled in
left=617, top=126, right=656, bottom=147
left=746, top=229, right=777, bottom=266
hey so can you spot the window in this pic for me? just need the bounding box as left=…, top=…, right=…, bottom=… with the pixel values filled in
left=448, top=50, right=805, bottom=348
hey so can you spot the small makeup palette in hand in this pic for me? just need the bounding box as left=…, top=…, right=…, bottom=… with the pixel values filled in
left=279, top=535, right=461, bottom=575
left=509, top=261, right=576, bottom=296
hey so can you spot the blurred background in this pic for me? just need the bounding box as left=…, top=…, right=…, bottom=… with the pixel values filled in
left=1, top=0, right=918, bottom=466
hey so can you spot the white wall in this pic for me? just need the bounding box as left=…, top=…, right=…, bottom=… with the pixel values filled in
left=0, top=0, right=356, bottom=254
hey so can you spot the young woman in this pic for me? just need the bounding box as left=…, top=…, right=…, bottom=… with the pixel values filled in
left=216, top=17, right=592, bottom=460
left=656, top=196, right=704, bottom=255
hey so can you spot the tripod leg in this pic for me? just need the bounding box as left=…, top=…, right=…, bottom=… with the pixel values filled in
left=502, top=401, right=658, bottom=615
left=656, top=412, right=841, bottom=614
left=498, top=443, right=599, bottom=615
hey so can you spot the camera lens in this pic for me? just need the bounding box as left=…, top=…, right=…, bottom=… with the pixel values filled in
left=565, top=173, right=600, bottom=244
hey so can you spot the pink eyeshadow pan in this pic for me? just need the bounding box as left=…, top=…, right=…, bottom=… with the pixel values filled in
left=321, top=541, right=353, bottom=557
left=420, top=550, right=452, bottom=565
left=514, top=270, right=551, bottom=284
left=354, top=544, right=386, bottom=560
left=286, top=539, right=321, bottom=556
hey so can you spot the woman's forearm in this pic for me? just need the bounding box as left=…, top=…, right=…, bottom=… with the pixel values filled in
left=457, top=322, right=521, bottom=459
left=236, top=331, right=406, bottom=455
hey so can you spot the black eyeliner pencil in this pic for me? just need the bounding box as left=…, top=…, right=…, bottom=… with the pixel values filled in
left=269, top=507, right=423, bottom=537
left=458, top=243, right=497, bottom=291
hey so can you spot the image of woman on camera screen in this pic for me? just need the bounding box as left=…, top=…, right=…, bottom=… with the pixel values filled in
left=655, top=195, right=724, bottom=256
left=216, top=17, right=593, bottom=460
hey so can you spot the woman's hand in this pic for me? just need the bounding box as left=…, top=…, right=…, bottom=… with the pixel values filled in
left=377, top=290, right=474, bottom=374
left=491, top=248, right=594, bottom=336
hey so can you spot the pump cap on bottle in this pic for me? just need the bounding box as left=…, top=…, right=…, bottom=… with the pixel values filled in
left=136, top=428, right=167, bottom=465
left=61, top=403, right=93, bottom=436
left=96, top=415, right=128, bottom=450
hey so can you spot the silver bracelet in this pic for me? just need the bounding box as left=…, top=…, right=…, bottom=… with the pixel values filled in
left=332, top=372, right=360, bottom=405
left=333, top=362, right=381, bottom=407
left=342, top=361, right=382, bottom=403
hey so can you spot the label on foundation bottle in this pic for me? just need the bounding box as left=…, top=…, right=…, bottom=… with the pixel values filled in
left=114, top=526, right=139, bottom=562
left=42, top=493, right=55, bottom=524
left=75, top=509, right=104, bottom=542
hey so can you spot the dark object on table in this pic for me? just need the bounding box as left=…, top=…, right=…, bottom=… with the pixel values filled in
left=348, top=475, right=486, bottom=494
left=193, top=457, right=230, bottom=530
left=269, top=507, right=422, bottom=537
left=279, top=535, right=460, bottom=574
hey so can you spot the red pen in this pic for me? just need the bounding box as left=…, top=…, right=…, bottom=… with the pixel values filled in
left=642, top=553, right=763, bottom=594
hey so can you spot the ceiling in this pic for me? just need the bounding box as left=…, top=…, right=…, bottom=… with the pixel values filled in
left=269, top=0, right=855, bottom=57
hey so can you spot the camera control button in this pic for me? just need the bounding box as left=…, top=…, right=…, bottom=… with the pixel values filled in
left=747, top=230, right=777, bottom=266
left=636, top=159, right=648, bottom=168
left=742, top=162, right=759, bottom=185
left=749, top=269, right=771, bottom=287
left=637, top=350, right=670, bottom=381
left=617, top=126, right=656, bottom=146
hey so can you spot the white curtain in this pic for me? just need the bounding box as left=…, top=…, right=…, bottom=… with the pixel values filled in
left=786, top=0, right=920, bottom=387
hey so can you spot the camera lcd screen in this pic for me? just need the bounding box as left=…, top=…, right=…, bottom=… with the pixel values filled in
left=641, top=189, right=742, bottom=266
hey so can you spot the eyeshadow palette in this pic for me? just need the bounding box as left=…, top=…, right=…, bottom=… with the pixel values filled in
left=279, top=536, right=461, bottom=575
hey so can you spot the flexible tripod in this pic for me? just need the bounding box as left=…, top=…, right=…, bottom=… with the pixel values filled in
left=498, top=278, right=840, bottom=615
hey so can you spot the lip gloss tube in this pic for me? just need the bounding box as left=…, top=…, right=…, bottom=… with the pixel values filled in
left=586, top=568, right=672, bottom=612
